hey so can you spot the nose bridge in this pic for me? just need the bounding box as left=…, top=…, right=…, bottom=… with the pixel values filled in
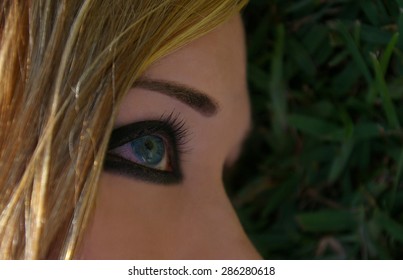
left=184, top=181, right=261, bottom=259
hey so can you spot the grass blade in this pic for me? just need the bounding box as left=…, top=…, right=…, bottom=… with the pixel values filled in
left=336, top=21, right=373, bottom=85
left=328, top=137, right=354, bottom=184
left=371, top=53, right=401, bottom=129
left=380, top=33, right=399, bottom=75
left=270, top=25, right=287, bottom=133
left=297, top=210, right=356, bottom=233
left=375, top=210, right=403, bottom=243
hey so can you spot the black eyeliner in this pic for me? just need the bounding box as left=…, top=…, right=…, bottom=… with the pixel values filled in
left=103, top=117, right=187, bottom=185
left=104, top=153, right=182, bottom=184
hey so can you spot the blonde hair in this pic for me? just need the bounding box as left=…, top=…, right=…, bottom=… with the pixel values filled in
left=0, top=0, right=248, bottom=259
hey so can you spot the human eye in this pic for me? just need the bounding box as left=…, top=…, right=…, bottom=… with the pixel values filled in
left=103, top=113, right=188, bottom=185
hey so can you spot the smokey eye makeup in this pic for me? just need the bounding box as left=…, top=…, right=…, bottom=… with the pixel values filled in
left=103, top=113, right=189, bottom=185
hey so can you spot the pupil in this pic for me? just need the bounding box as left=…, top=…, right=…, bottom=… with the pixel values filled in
left=145, top=140, right=154, bottom=151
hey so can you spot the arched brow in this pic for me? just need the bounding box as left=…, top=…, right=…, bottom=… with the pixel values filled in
left=135, top=78, right=219, bottom=117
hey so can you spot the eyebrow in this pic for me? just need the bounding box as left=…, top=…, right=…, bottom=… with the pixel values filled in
left=135, top=78, right=219, bottom=117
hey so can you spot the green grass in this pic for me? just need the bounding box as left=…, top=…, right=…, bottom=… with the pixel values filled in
left=232, top=0, right=403, bottom=259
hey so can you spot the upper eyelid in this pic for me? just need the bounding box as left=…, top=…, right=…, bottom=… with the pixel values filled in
left=108, top=121, right=175, bottom=149
left=108, top=112, right=190, bottom=150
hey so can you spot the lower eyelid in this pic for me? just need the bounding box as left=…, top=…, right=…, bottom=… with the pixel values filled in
left=103, top=153, right=182, bottom=185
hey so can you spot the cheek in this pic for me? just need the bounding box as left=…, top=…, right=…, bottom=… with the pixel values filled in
left=78, top=174, right=188, bottom=259
left=78, top=172, right=260, bottom=259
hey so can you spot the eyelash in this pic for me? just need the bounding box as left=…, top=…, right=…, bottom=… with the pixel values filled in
left=103, top=112, right=189, bottom=185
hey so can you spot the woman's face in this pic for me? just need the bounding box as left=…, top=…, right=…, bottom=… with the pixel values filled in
left=80, top=14, right=260, bottom=259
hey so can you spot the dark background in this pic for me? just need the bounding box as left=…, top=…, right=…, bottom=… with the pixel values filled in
left=231, top=0, right=403, bottom=259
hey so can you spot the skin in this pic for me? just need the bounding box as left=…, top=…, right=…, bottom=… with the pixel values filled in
left=80, top=14, right=261, bottom=259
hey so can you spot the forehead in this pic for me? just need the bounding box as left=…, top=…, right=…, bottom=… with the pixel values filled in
left=143, top=15, right=247, bottom=108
